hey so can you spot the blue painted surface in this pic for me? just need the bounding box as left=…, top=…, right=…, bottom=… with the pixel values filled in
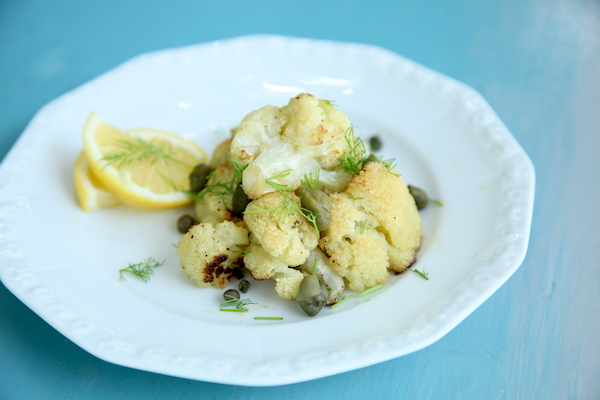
left=1, top=0, right=599, bottom=399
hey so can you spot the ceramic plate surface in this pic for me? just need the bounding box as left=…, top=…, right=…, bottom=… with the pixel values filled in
left=0, top=35, right=534, bottom=386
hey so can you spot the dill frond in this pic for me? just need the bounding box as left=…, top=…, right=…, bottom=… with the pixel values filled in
left=302, top=169, right=321, bottom=190
left=339, top=126, right=368, bottom=175
left=376, top=156, right=401, bottom=177
left=410, top=268, right=429, bottom=280
left=244, top=170, right=320, bottom=234
left=265, top=169, right=295, bottom=191
left=102, top=137, right=190, bottom=169
left=119, top=257, right=164, bottom=282
left=220, top=295, right=256, bottom=310
left=195, top=158, right=248, bottom=201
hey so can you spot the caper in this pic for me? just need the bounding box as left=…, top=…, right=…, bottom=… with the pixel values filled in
left=177, top=214, right=196, bottom=233
left=232, top=184, right=250, bottom=216
left=408, top=185, right=428, bottom=210
left=369, top=135, right=382, bottom=152
left=238, top=279, right=250, bottom=293
left=296, top=275, right=328, bottom=317
left=223, top=289, right=240, bottom=301
left=189, top=163, right=212, bottom=192
left=299, top=188, right=331, bottom=231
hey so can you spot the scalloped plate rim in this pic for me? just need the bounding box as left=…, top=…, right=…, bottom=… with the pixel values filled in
left=0, top=34, right=535, bottom=386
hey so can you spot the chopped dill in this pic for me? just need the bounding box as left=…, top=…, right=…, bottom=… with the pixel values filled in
left=359, top=220, right=367, bottom=234
left=429, top=199, right=444, bottom=206
left=331, top=294, right=354, bottom=309
left=254, top=317, right=284, bottom=321
left=357, top=284, right=384, bottom=298
left=119, top=257, right=164, bottom=282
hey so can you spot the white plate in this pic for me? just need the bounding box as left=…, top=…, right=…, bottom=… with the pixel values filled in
left=0, top=35, right=535, bottom=386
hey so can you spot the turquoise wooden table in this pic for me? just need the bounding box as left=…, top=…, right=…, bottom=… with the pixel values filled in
left=1, top=1, right=598, bottom=398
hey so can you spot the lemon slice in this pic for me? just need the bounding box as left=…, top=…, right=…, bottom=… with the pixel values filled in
left=82, top=112, right=207, bottom=209
left=74, top=150, right=122, bottom=211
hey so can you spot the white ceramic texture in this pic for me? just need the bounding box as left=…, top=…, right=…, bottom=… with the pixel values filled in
left=0, top=35, right=535, bottom=386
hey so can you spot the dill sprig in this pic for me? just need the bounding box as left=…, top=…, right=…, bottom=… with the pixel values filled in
left=339, top=126, right=368, bottom=175
left=220, top=295, right=256, bottom=311
left=302, top=208, right=320, bottom=234
left=377, top=156, right=401, bottom=177
left=119, top=257, right=164, bottom=282
left=302, top=169, right=321, bottom=190
left=195, top=171, right=232, bottom=198
left=322, top=99, right=338, bottom=108
left=102, top=137, right=190, bottom=169
left=410, top=268, right=430, bottom=280
left=243, top=170, right=297, bottom=219
left=338, top=126, right=402, bottom=178
left=245, top=169, right=320, bottom=234
left=194, top=158, right=247, bottom=200
left=254, top=316, right=284, bottom=321
left=265, top=169, right=296, bottom=191
left=232, top=158, right=247, bottom=183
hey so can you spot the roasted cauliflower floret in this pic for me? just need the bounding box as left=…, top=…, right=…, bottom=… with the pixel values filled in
left=175, top=93, right=425, bottom=317
left=193, top=163, right=236, bottom=224
left=319, top=161, right=422, bottom=291
left=243, top=191, right=319, bottom=266
left=319, top=193, right=391, bottom=291
left=346, top=161, right=422, bottom=272
left=177, top=221, right=249, bottom=288
left=243, top=241, right=305, bottom=300
left=242, top=191, right=319, bottom=300
left=230, top=93, right=358, bottom=199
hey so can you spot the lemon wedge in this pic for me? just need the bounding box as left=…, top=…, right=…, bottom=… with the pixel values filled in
left=82, top=112, right=207, bottom=210
left=74, top=150, right=122, bottom=211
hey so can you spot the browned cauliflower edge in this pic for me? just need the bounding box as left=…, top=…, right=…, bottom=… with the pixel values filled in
left=176, top=220, right=249, bottom=289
